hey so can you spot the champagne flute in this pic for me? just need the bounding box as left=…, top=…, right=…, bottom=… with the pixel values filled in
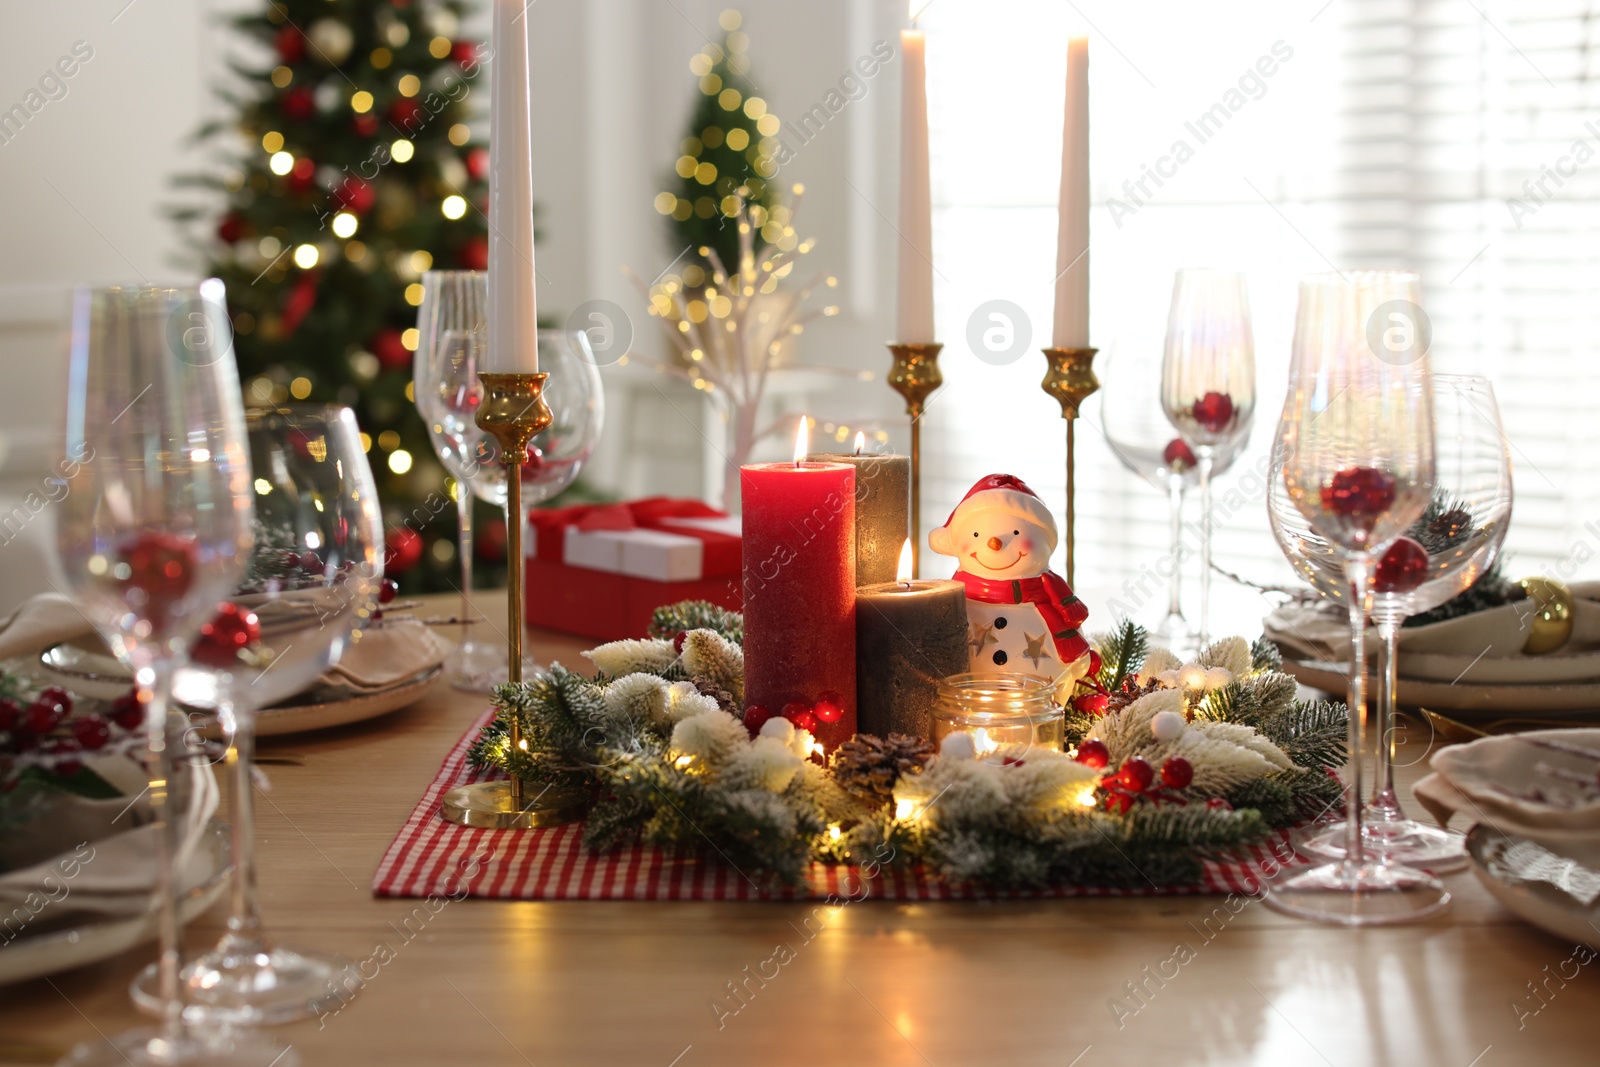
left=1271, top=375, right=1511, bottom=870
left=131, top=405, right=384, bottom=1024
left=415, top=271, right=504, bottom=686
left=1160, top=269, right=1256, bottom=648
left=1100, top=342, right=1247, bottom=652
left=1269, top=269, right=1448, bottom=925
left=54, top=282, right=293, bottom=1066
left=440, top=326, right=604, bottom=686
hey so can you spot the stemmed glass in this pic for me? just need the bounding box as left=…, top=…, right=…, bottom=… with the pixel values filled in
left=54, top=282, right=293, bottom=1066
left=418, top=297, right=604, bottom=686
left=415, top=271, right=505, bottom=685
left=1271, top=375, right=1511, bottom=870
left=1101, top=342, right=1246, bottom=652
left=1161, top=270, right=1256, bottom=648
left=1269, top=269, right=1448, bottom=924
left=132, top=405, right=384, bottom=1024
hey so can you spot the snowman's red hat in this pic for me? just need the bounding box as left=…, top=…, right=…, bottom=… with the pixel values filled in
left=942, top=474, right=1058, bottom=551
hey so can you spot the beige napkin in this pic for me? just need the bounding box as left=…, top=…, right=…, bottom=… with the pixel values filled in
left=0, top=594, right=95, bottom=664
left=315, top=617, right=452, bottom=696
left=1265, top=580, right=1600, bottom=663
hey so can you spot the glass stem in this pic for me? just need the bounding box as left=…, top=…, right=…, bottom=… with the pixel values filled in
left=140, top=659, right=185, bottom=1040
left=1343, top=556, right=1372, bottom=868
left=224, top=690, right=263, bottom=946
left=457, top=487, right=475, bottom=642
left=1369, top=615, right=1404, bottom=823
left=1197, top=446, right=1215, bottom=648
left=1167, top=476, right=1185, bottom=624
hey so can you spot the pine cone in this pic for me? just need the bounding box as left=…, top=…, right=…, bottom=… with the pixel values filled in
left=1105, top=677, right=1164, bottom=716
left=694, top=677, right=738, bottom=716
left=829, top=733, right=936, bottom=803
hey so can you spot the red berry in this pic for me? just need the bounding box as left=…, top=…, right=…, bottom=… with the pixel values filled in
left=1074, top=739, right=1110, bottom=769
left=1374, top=536, right=1430, bottom=594
left=671, top=630, right=688, bottom=655
left=1119, top=756, right=1155, bottom=791
left=110, top=691, right=145, bottom=730
left=813, top=691, right=844, bottom=723
left=192, top=603, right=261, bottom=670
left=466, top=147, right=489, bottom=181
left=72, top=716, right=111, bottom=750
left=1162, top=438, right=1196, bottom=471
left=388, top=97, right=424, bottom=128
left=378, top=578, right=399, bottom=605
left=54, top=758, right=83, bottom=777
left=457, top=235, right=489, bottom=271
left=742, top=704, right=773, bottom=736
left=452, top=40, right=479, bottom=66
left=1073, top=691, right=1110, bottom=716
left=25, top=700, right=64, bottom=735
left=780, top=701, right=811, bottom=723
left=216, top=212, right=245, bottom=244
left=280, top=85, right=316, bottom=122
left=1192, top=392, right=1235, bottom=434
left=1160, top=756, right=1194, bottom=789
left=352, top=112, right=380, bottom=138
left=0, top=697, right=20, bottom=732
left=274, top=25, right=305, bottom=63
left=38, top=687, right=73, bottom=717
left=1320, top=466, right=1397, bottom=520
left=789, top=710, right=819, bottom=734
left=119, top=531, right=199, bottom=625
left=1205, top=797, right=1233, bottom=812
left=336, top=176, right=375, bottom=215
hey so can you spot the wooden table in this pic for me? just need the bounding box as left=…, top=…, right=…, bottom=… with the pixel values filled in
left=4, top=593, right=1596, bottom=1067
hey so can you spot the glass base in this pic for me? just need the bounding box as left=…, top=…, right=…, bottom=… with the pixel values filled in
left=448, top=639, right=508, bottom=691
left=1264, top=859, right=1450, bottom=925
left=450, top=656, right=547, bottom=694
left=1294, top=817, right=1468, bottom=872
left=131, top=941, right=355, bottom=1027
left=57, top=1027, right=296, bottom=1067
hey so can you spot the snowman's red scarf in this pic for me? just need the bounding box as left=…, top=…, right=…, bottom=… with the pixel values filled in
left=951, top=570, right=1101, bottom=686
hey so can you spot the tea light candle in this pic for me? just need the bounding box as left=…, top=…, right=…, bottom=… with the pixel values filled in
left=855, top=541, right=967, bottom=739
left=930, top=672, right=1065, bottom=753
left=808, top=433, right=910, bottom=587
left=741, top=420, right=857, bottom=752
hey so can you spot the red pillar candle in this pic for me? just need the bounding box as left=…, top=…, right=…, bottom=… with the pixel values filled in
left=741, top=451, right=857, bottom=752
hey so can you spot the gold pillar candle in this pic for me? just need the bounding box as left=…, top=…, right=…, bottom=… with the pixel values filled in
left=807, top=446, right=910, bottom=587
left=855, top=546, right=967, bottom=739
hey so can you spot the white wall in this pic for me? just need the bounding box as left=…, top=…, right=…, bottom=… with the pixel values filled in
left=0, top=0, right=907, bottom=603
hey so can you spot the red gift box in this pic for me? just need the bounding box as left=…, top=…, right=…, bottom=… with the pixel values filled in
left=524, top=498, right=742, bottom=641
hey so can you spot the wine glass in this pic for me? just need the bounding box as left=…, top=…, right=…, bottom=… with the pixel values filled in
left=414, top=271, right=504, bottom=686
left=1160, top=269, right=1256, bottom=648
left=131, top=405, right=384, bottom=1024
left=54, top=282, right=294, bottom=1066
left=431, top=321, right=605, bottom=687
left=1269, top=269, right=1448, bottom=925
left=1270, top=375, right=1511, bottom=870
left=1100, top=342, right=1247, bottom=652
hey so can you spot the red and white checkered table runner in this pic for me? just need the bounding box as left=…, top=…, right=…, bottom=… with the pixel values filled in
left=372, top=711, right=1309, bottom=901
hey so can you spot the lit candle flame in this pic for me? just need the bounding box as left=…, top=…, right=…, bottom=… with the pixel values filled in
left=897, top=539, right=914, bottom=587
left=793, top=417, right=809, bottom=467
left=854, top=430, right=866, bottom=456
left=972, top=728, right=998, bottom=758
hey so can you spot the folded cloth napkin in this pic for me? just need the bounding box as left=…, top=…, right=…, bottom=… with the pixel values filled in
left=1428, top=729, right=1600, bottom=832
left=0, top=752, right=219, bottom=929
left=0, top=593, right=450, bottom=704
left=312, top=617, right=453, bottom=697
left=1265, top=580, right=1600, bottom=663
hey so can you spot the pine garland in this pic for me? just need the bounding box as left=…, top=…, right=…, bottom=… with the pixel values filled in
left=464, top=604, right=1348, bottom=892
left=648, top=600, right=744, bottom=644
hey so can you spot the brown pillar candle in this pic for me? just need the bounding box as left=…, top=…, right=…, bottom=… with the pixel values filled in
left=807, top=446, right=909, bottom=586
left=855, top=568, right=968, bottom=740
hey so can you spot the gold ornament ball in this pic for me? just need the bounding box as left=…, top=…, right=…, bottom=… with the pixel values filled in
left=1519, top=576, right=1575, bottom=655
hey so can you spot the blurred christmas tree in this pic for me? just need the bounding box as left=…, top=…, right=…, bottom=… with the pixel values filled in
left=654, top=9, right=790, bottom=274
left=172, top=0, right=493, bottom=592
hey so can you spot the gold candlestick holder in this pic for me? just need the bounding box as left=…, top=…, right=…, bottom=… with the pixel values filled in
left=441, top=371, right=587, bottom=830
left=1040, top=346, right=1099, bottom=586
left=886, top=342, right=943, bottom=578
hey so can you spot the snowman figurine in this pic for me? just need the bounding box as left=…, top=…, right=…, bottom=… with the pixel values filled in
left=928, top=474, right=1099, bottom=699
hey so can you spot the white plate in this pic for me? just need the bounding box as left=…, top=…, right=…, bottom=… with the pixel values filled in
left=0, top=822, right=231, bottom=986
left=1400, top=646, right=1600, bottom=685
left=1468, top=825, right=1600, bottom=944
left=1282, top=657, right=1600, bottom=717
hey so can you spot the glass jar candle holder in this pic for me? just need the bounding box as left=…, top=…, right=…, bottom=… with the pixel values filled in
left=931, top=673, right=1065, bottom=754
